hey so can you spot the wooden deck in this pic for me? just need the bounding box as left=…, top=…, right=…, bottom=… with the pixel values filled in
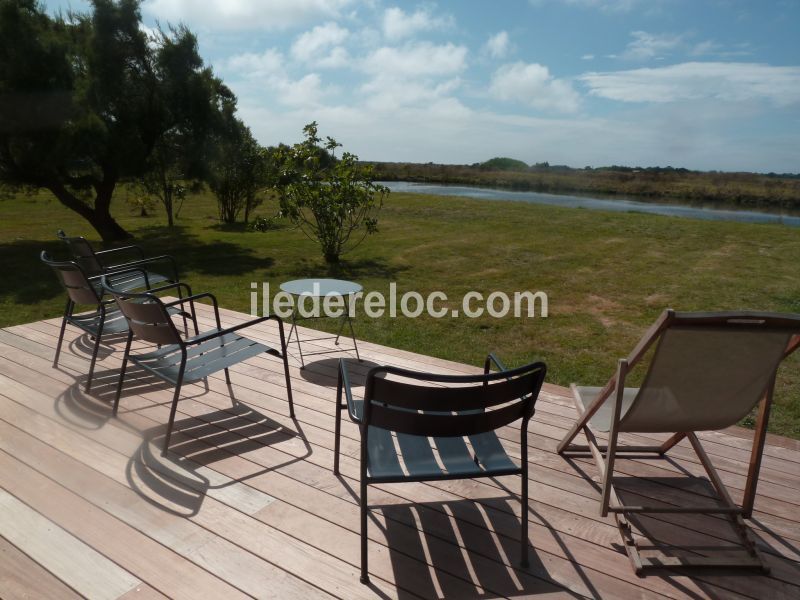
left=1, top=301, right=799, bottom=599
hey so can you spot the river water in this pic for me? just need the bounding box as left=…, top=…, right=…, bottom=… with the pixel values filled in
left=382, top=181, right=800, bottom=227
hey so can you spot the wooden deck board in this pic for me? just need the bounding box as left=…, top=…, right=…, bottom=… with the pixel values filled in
left=1, top=307, right=799, bottom=599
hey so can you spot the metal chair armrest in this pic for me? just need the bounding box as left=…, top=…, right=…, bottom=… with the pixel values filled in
left=95, top=244, right=146, bottom=263
left=339, top=360, right=361, bottom=423
left=484, top=353, right=509, bottom=374
left=103, top=255, right=180, bottom=282
left=185, top=311, right=276, bottom=345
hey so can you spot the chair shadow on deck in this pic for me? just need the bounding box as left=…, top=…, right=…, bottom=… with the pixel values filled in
left=374, top=497, right=581, bottom=599
left=54, top=359, right=176, bottom=430
left=564, top=455, right=786, bottom=593
left=55, top=362, right=311, bottom=517
left=124, top=399, right=312, bottom=517
left=298, top=357, right=382, bottom=388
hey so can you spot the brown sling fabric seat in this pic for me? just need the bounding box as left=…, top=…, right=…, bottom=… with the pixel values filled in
left=558, top=309, right=800, bottom=574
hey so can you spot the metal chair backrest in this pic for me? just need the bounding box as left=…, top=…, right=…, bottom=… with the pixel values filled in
left=103, top=277, right=182, bottom=346
left=363, top=361, right=547, bottom=437
left=40, top=251, right=101, bottom=306
left=57, top=231, right=104, bottom=276
left=621, top=311, right=800, bottom=433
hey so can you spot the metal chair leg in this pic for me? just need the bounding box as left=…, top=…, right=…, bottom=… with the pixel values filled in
left=162, top=358, right=186, bottom=457
left=521, top=425, right=530, bottom=568
left=53, top=299, right=72, bottom=367
left=113, top=332, right=133, bottom=415
left=85, top=309, right=105, bottom=393
left=360, top=476, right=369, bottom=584
left=278, top=319, right=295, bottom=417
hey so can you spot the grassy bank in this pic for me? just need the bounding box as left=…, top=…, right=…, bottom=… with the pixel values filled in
left=370, top=161, right=800, bottom=210
left=2, top=188, right=800, bottom=438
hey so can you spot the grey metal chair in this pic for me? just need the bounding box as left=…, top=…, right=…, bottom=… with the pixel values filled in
left=558, top=309, right=800, bottom=573
left=57, top=230, right=179, bottom=293
left=40, top=251, right=188, bottom=393
left=334, top=355, right=547, bottom=584
left=104, top=277, right=294, bottom=456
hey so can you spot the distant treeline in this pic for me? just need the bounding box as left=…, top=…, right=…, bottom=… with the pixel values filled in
left=367, top=158, right=800, bottom=210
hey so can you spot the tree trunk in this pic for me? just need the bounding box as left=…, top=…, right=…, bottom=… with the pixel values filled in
left=47, top=181, right=131, bottom=242
left=163, top=188, right=174, bottom=227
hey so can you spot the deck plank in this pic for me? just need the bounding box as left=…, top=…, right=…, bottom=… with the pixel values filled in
left=0, top=535, right=83, bottom=600
left=2, top=309, right=800, bottom=599
left=0, top=489, right=142, bottom=600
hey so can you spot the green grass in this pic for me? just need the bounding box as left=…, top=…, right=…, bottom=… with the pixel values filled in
left=2, top=187, right=800, bottom=438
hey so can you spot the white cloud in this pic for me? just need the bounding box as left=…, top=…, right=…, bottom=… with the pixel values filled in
left=361, top=42, right=468, bottom=78
left=222, top=48, right=285, bottom=78
left=581, top=54, right=595, bottom=60
left=581, top=62, right=800, bottom=106
left=489, top=62, right=581, bottom=113
left=621, top=31, right=683, bottom=60
left=142, top=0, right=354, bottom=31
left=291, top=22, right=350, bottom=68
left=484, top=31, right=510, bottom=59
left=357, top=42, right=468, bottom=112
left=381, top=6, right=453, bottom=41
left=277, top=73, right=329, bottom=107
left=361, top=76, right=465, bottom=112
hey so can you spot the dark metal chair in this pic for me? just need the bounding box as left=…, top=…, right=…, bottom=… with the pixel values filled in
left=57, top=230, right=179, bottom=293
left=40, top=251, right=187, bottom=393
left=103, top=277, right=294, bottom=456
left=334, top=355, right=547, bottom=584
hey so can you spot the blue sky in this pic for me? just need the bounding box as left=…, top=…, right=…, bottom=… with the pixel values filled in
left=46, top=1, right=800, bottom=172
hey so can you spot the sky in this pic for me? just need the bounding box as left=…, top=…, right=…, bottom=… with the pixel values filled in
left=45, top=0, right=800, bottom=173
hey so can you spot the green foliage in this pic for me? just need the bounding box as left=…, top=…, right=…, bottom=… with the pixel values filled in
left=206, top=113, right=270, bottom=224
left=249, top=212, right=283, bottom=232
left=0, top=0, right=231, bottom=240
left=277, top=122, right=388, bottom=263
left=124, top=188, right=157, bottom=216
left=481, top=157, right=529, bottom=171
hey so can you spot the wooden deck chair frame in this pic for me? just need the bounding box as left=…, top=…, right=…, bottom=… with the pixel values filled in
left=557, top=309, right=800, bottom=574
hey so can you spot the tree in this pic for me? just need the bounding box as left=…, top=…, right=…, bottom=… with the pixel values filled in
left=139, top=24, right=233, bottom=227
left=0, top=0, right=230, bottom=241
left=206, top=112, right=268, bottom=224
left=277, top=122, right=388, bottom=264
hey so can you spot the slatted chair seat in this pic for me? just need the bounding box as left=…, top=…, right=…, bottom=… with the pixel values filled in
left=334, top=355, right=547, bottom=584
left=104, top=278, right=294, bottom=456
left=366, top=427, right=519, bottom=481
left=69, top=307, right=130, bottom=336
left=130, top=333, right=279, bottom=385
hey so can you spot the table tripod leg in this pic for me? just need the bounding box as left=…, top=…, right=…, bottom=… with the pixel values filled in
left=347, top=314, right=360, bottom=362
left=289, top=309, right=305, bottom=368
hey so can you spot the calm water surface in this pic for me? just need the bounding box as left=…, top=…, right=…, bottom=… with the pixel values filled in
left=382, top=181, right=800, bottom=227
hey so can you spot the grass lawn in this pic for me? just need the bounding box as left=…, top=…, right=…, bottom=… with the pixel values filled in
left=2, top=187, right=800, bottom=439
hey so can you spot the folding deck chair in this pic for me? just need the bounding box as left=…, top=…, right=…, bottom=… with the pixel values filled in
left=334, top=355, right=547, bottom=584
left=558, top=309, right=800, bottom=574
